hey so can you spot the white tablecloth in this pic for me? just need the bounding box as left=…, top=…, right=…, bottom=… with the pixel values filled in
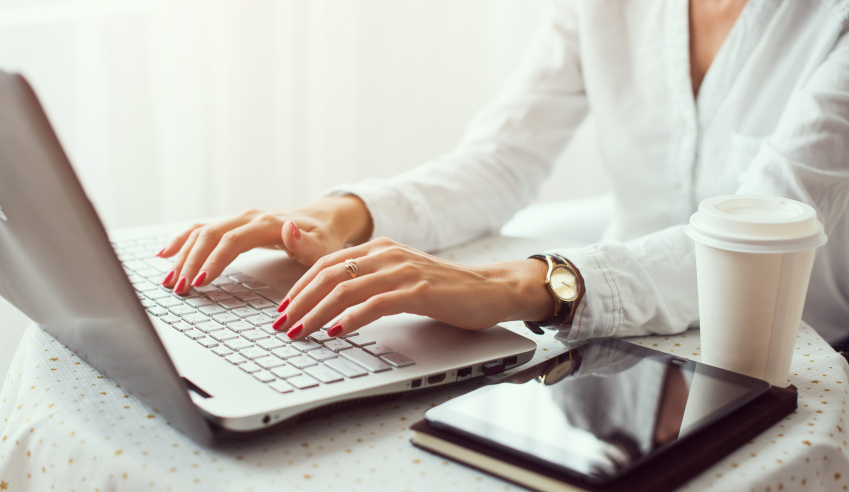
left=1, top=236, right=848, bottom=491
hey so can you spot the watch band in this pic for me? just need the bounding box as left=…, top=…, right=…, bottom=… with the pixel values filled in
left=524, top=254, right=584, bottom=334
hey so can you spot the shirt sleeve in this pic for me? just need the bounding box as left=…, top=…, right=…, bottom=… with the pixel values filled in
left=325, top=0, right=588, bottom=253
left=550, top=24, right=849, bottom=343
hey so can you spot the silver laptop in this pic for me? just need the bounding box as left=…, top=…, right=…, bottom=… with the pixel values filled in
left=0, top=71, right=537, bottom=444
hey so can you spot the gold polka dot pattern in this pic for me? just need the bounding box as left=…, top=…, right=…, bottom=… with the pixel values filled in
left=0, top=237, right=847, bottom=491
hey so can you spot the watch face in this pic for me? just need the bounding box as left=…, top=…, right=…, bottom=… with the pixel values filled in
left=550, top=266, right=578, bottom=301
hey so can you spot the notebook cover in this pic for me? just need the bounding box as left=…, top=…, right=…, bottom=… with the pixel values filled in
left=410, top=385, right=797, bottom=492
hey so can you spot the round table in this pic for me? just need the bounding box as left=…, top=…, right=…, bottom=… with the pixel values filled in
left=1, top=236, right=848, bottom=491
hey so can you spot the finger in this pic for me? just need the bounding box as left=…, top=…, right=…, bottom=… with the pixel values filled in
left=284, top=239, right=383, bottom=303
left=158, top=223, right=203, bottom=259
left=326, top=291, right=411, bottom=338
left=281, top=267, right=393, bottom=338
left=274, top=259, right=364, bottom=332
left=193, top=221, right=283, bottom=288
left=166, top=228, right=201, bottom=292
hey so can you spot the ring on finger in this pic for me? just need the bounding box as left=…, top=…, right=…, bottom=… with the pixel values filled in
left=344, top=259, right=359, bottom=279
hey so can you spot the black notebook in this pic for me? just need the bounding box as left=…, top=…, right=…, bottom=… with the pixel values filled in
left=411, top=339, right=798, bottom=492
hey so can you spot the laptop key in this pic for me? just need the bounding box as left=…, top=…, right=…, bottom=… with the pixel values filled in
left=344, top=334, right=376, bottom=348
left=252, top=370, right=276, bottom=383
left=240, top=346, right=268, bottom=360
left=232, top=306, right=261, bottom=318
left=194, top=284, right=218, bottom=294
left=241, top=330, right=269, bottom=342
left=257, top=337, right=287, bottom=351
left=287, top=374, right=320, bottom=389
left=271, top=364, right=302, bottom=379
left=325, top=358, right=369, bottom=378
left=213, top=312, right=241, bottom=324
left=159, top=314, right=181, bottom=325
left=197, top=337, right=218, bottom=349
left=307, top=348, right=338, bottom=362
left=205, top=291, right=232, bottom=301
left=227, top=321, right=255, bottom=333
left=219, top=299, right=247, bottom=310
left=196, top=321, right=225, bottom=333
left=248, top=299, right=276, bottom=310
left=270, top=381, right=294, bottom=393
left=340, top=348, right=392, bottom=373
left=246, top=314, right=274, bottom=327
left=172, top=321, right=194, bottom=332
left=233, top=291, right=262, bottom=302
left=254, top=355, right=286, bottom=369
left=156, top=297, right=183, bottom=308
left=291, top=340, right=322, bottom=352
left=170, top=305, right=196, bottom=317
left=380, top=352, right=415, bottom=368
left=212, top=346, right=233, bottom=357
left=224, top=339, right=253, bottom=351
left=322, top=339, right=353, bottom=352
left=309, top=330, right=334, bottom=344
left=271, top=346, right=301, bottom=360
left=186, top=297, right=214, bottom=308
left=199, top=305, right=227, bottom=316
left=258, top=289, right=285, bottom=303
left=364, top=344, right=393, bottom=357
left=304, top=365, right=344, bottom=384
left=210, top=330, right=239, bottom=342
left=239, top=362, right=262, bottom=374
left=183, top=313, right=209, bottom=325
left=183, top=329, right=206, bottom=340
left=147, top=306, right=169, bottom=316
left=288, top=356, right=318, bottom=369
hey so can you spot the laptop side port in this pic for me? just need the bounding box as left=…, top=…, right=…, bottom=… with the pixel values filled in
left=427, top=373, right=446, bottom=385
left=457, top=367, right=472, bottom=378
left=503, top=356, right=518, bottom=366
left=410, top=378, right=422, bottom=388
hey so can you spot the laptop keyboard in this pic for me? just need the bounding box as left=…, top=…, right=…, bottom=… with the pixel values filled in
left=112, top=236, right=416, bottom=394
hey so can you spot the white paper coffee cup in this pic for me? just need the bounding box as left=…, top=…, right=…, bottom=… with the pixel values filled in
left=686, top=195, right=827, bottom=386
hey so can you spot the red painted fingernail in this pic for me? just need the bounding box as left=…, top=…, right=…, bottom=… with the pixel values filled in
left=192, top=271, right=207, bottom=287
left=162, top=270, right=175, bottom=285
left=328, top=323, right=343, bottom=337
left=272, top=313, right=288, bottom=331
left=277, top=297, right=290, bottom=313
left=286, top=322, right=303, bottom=339
left=156, top=247, right=166, bottom=257
left=174, top=276, right=187, bottom=293
left=292, top=222, right=301, bottom=240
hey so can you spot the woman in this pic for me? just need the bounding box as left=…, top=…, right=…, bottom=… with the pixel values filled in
left=158, top=0, right=849, bottom=347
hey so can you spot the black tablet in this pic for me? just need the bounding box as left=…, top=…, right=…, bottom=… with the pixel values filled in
left=425, top=338, right=771, bottom=485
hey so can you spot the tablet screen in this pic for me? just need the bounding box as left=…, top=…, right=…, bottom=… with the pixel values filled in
left=425, top=338, right=770, bottom=484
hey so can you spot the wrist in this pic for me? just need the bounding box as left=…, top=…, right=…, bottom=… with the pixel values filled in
left=309, top=195, right=374, bottom=246
left=477, top=259, right=554, bottom=324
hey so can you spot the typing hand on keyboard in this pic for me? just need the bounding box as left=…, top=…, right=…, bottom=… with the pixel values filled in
left=156, top=196, right=373, bottom=295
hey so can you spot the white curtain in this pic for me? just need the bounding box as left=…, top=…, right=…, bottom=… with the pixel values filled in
left=0, top=0, right=609, bottom=229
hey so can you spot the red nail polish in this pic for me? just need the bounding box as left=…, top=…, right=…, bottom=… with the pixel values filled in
left=287, top=322, right=303, bottom=339
left=192, top=271, right=207, bottom=287
left=156, top=248, right=166, bottom=257
left=292, top=223, right=301, bottom=240
left=272, top=313, right=288, bottom=331
left=174, top=276, right=187, bottom=293
left=162, top=271, right=175, bottom=285
left=328, top=323, right=343, bottom=337
left=277, top=297, right=290, bottom=313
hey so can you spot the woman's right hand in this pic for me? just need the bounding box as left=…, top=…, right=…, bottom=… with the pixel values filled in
left=158, top=195, right=373, bottom=295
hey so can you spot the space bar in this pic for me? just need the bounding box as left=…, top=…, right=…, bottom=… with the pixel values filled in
left=340, top=348, right=392, bottom=372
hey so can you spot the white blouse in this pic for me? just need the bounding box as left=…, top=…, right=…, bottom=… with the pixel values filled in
left=330, top=0, right=849, bottom=344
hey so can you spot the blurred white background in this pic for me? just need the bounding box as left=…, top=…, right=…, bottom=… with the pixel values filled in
left=0, top=0, right=609, bottom=381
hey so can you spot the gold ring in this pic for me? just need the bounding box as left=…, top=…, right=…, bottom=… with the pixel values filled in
left=344, top=259, right=359, bottom=279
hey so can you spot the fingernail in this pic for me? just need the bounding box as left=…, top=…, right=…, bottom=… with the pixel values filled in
left=156, top=248, right=166, bottom=257
left=174, top=276, right=187, bottom=293
left=286, top=322, right=303, bottom=339
left=272, top=313, right=288, bottom=331
left=162, top=271, right=175, bottom=285
left=328, top=323, right=343, bottom=337
left=277, top=297, right=290, bottom=313
left=292, top=222, right=301, bottom=240
left=192, top=271, right=207, bottom=287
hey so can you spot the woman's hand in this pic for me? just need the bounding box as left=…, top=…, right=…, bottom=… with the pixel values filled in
left=271, top=237, right=554, bottom=339
left=158, top=196, right=372, bottom=294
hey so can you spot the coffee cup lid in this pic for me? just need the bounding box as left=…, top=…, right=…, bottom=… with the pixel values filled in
left=686, top=195, right=827, bottom=253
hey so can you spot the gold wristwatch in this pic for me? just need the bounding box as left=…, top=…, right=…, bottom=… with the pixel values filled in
left=524, top=254, right=585, bottom=334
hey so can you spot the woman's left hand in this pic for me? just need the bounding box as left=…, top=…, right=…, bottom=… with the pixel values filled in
left=271, top=237, right=553, bottom=339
